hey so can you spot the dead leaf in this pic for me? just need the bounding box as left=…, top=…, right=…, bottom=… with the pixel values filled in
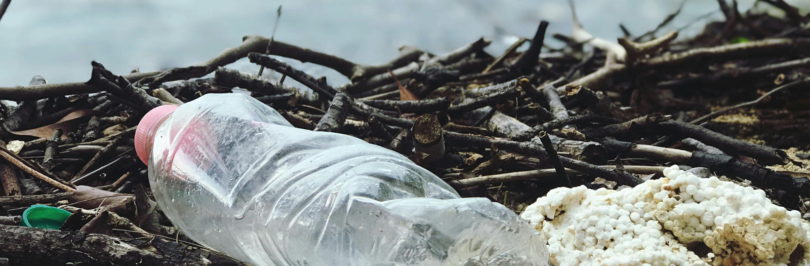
left=60, top=212, right=92, bottom=231
left=133, top=184, right=161, bottom=233
left=10, top=109, right=103, bottom=140
left=103, top=124, right=127, bottom=137
left=389, top=70, right=418, bottom=101
left=68, top=185, right=135, bottom=217
left=79, top=211, right=115, bottom=235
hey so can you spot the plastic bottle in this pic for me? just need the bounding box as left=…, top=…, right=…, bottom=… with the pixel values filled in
left=134, top=93, right=548, bottom=266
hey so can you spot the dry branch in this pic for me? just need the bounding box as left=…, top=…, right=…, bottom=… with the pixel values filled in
left=248, top=53, right=336, bottom=100
left=0, top=224, right=246, bottom=266
left=639, top=38, right=810, bottom=68
left=314, top=93, right=351, bottom=132
left=448, top=165, right=665, bottom=187
left=360, top=98, right=450, bottom=114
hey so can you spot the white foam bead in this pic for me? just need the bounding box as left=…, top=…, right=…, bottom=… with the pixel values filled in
left=685, top=185, right=697, bottom=195
left=623, top=203, right=634, bottom=212
left=663, top=165, right=679, bottom=177
left=618, top=215, right=631, bottom=225
left=701, top=212, right=714, bottom=227
left=609, top=208, right=620, bottom=219
left=695, top=224, right=706, bottom=233
left=611, top=230, right=622, bottom=240
left=630, top=212, right=641, bottom=222
left=684, top=198, right=694, bottom=204
left=633, top=224, right=645, bottom=235
left=692, top=191, right=704, bottom=202
left=689, top=217, right=701, bottom=228
left=616, top=224, right=628, bottom=234
left=588, top=215, right=600, bottom=225
left=714, top=216, right=725, bottom=227
left=686, top=174, right=699, bottom=186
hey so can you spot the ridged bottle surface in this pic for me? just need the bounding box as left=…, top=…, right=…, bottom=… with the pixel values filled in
left=147, top=93, right=548, bottom=265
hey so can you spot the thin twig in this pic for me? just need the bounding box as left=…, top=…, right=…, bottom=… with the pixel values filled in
left=690, top=77, right=810, bottom=124
left=257, top=5, right=283, bottom=76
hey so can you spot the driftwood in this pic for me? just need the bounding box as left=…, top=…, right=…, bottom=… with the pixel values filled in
left=0, top=224, right=246, bottom=266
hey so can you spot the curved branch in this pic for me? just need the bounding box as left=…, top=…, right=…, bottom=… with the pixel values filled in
left=0, top=35, right=415, bottom=100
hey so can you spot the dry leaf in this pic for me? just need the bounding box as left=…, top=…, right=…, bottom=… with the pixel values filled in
left=133, top=184, right=161, bottom=233
left=68, top=185, right=135, bottom=217
left=59, top=212, right=89, bottom=231
left=10, top=109, right=103, bottom=139
left=103, top=124, right=128, bottom=137
left=79, top=211, right=115, bottom=235
left=389, top=70, right=418, bottom=101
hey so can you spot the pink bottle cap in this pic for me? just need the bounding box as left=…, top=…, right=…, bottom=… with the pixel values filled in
left=135, top=105, right=179, bottom=165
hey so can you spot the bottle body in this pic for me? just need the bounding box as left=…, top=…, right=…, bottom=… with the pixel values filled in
left=147, top=93, right=548, bottom=265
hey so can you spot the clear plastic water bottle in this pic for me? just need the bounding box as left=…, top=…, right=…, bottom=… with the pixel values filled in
left=134, top=93, right=548, bottom=266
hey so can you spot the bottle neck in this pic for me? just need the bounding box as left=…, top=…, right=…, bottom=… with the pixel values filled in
left=144, top=114, right=171, bottom=165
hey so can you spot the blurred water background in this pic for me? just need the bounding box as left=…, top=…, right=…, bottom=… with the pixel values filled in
left=1, top=0, right=808, bottom=88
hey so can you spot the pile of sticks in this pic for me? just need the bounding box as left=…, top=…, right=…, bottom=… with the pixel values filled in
left=0, top=0, right=809, bottom=264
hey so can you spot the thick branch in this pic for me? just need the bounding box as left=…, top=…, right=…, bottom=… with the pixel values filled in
left=534, top=135, right=608, bottom=165
left=681, top=138, right=725, bottom=155
left=464, top=77, right=528, bottom=98
left=483, top=38, right=528, bottom=73
left=42, top=129, right=62, bottom=170
left=538, top=131, right=572, bottom=187
left=0, top=192, right=73, bottom=206
left=88, top=62, right=162, bottom=112
left=0, top=162, right=21, bottom=196
left=254, top=92, right=298, bottom=107
left=0, top=35, right=405, bottom=100
left=444, top=132, right=643, bottom=186
left=342, top=62, right=420, bottom=94
left=0, top=224, right=246, bottom=266
left=538, top=114, right=621, bottom=132
left=248, top=53, right=336, bottom=99
left=511, top=21, right=549, bottom=74
left=655, top=121, right=787, bottom=165
left=580, top=113, right=668, bottom=139
left=563, top=64, right=626, bottom=92
left=448, top=165, right=664, bottom=187
left=639, top=38, right=810, bottom=68
left=253, top=35, right=421, bottom=81
left=760, top=0, right=807, bottom=24
left=618, top=31, right=678, bottom=64
left=314, top=93, right=351, bottom=132
left=541, top=84, right=568, bottom=120
left=360, top=98, right=449, bottom=114
left=412, top=114, right=445, bottom=163
left=152, top=88, right=184, bottom=105
left=658, top=57, right=810, bottom=88
left=448, top=87, right=521, bottom=114
left=214, top=67, right=319, bottom=105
